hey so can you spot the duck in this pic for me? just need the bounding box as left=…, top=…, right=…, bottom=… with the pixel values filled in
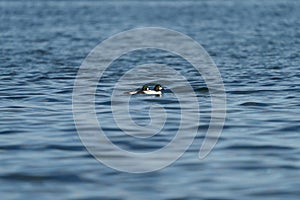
left=128, top=84, right=150, bottom=95
left=128, top=84, right=164, bottom=95
left=147, top=84, right=164, bottom=95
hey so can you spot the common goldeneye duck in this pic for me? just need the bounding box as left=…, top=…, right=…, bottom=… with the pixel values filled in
left=128, top=84, right=150, bottom=95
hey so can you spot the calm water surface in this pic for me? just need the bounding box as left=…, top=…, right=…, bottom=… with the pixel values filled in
left=1, top=0, right=300, bottom=199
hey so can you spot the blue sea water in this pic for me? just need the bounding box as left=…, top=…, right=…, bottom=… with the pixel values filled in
left=1, top=0, right=300, bottom=199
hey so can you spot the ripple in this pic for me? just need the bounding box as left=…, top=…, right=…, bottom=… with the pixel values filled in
left=0, top=172, right=92, bottom=183
left=240, top=102, right=269, bottom=106
left=194, top=86, right=209, bottom=93
left=222, top=144, right=294, bottom=151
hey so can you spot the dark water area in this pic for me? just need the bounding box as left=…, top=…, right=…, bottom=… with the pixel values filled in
left=1, top=0, right=300, bottom=199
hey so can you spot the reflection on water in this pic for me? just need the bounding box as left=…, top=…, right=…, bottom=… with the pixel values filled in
left=1, top=0, right=300, bottom=199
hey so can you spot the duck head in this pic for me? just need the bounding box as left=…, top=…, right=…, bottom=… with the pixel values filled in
left=154, top=84, right=163, bottom=91
left=141, top=84, right=150, bottom=91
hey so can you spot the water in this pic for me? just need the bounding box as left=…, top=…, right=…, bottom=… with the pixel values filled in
left=1, top=0, right=300, bottom=199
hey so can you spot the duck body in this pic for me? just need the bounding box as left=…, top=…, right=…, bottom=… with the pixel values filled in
left=128, top=85, right=150, bottom=95
left=141, top=90, right=162, bottom=95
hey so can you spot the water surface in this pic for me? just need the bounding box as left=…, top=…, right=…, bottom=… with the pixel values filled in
left=1, top=0, right=300, bottom=199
